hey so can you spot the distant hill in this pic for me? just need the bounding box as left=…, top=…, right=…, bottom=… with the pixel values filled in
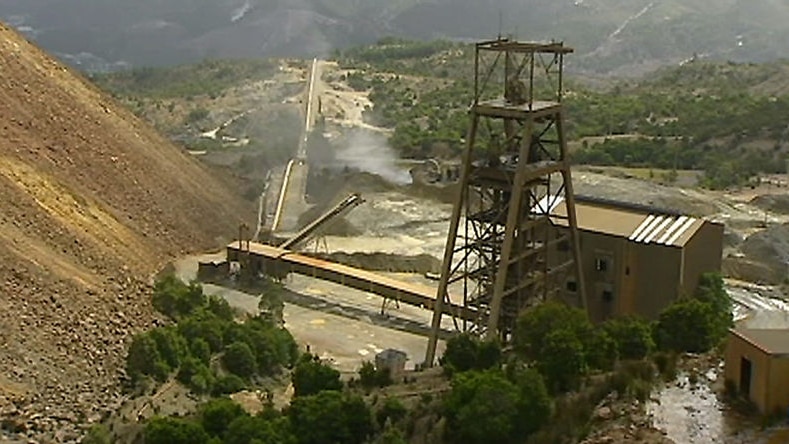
left=2, top=0, right=789, bottom=75
left=0, top=22, right=252, bottom=440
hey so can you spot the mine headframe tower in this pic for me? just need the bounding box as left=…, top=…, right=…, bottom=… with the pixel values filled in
left=425, top=39, right=587, bottom=366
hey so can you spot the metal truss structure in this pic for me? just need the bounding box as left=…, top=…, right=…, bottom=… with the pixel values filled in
left=425, top=39, right=587, bottom=365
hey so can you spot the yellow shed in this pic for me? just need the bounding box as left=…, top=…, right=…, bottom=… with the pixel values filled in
left=724, top=328, right=789, bottom=415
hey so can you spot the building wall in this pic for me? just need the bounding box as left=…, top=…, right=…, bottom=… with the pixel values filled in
left=629, top=243, right=683, bottom=320
left=681, top=222, right=725, bottom=297
left=553, top=220, right=723, bottom=322
left=766, top=357, right=789, bottom=415
left=724, top=332, right=772, bottom=413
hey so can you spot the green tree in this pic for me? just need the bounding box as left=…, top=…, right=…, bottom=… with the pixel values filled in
left=654, top=273, right=732, bottom=353
left=152, top=276, right=207, bottom=319
left=200, top=398, right=247, bottom=438
left=537, top=328, right=586, bottom=393
left=144, top=417, right=209, bottom=444
left=514, top=302, right=593, bottom=361
left=223, top=413, right=296, bottom=444
left=586, top=328, right=618, bottom=371
left=512, top=367, right=551, bottom=437
left=292, top=354, right=343, bottom=397
left=444, top=370, right=521, bottom=444
left=150, top=327, right=189, bottom=369
left=289, top=391, right=373, bottom=444
left=126, top=333, right=165, bottom=382
left=223, top=342, right=257, bottom=379
left=359, top=361, right=392, bottom=389
left=654, top=299, right=719, bottom=353
left=602, top=317, right=655, bottom=360
left=440, top=333, right=501, bottom=373
left=212, top=374, right=247, bottom=396
left=694, top=272, right=733, bottom=340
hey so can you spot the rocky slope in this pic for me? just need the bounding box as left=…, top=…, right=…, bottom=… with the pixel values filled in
left=0, top=22, right=253, bottom=441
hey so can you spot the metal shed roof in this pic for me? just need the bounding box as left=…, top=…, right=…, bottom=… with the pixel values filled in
left=533, top=195, right=705, bottom=248
left=731, top=328, right=789, bottom=356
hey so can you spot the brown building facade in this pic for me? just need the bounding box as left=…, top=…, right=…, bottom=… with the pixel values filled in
left=725, top=328, right=789, bottom=415
left=541, top=196, right=724, bottom=322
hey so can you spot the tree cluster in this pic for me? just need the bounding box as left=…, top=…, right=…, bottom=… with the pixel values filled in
left=143, top=393, right=372, bottom=444
left=126, top=276, right=298, bottom=395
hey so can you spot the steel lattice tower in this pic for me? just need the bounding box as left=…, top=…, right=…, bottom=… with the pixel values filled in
left=425, top=39, right=587, bottom=365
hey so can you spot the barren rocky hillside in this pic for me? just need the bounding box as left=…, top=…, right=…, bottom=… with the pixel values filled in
left=0, top=22, right=253, bottom=440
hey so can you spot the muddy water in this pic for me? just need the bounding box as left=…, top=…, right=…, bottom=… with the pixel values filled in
left=648, top=369, right=789, bottom=444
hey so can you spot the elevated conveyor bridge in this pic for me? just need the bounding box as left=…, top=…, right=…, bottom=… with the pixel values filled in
left=227, top=241, right=475, bottom=323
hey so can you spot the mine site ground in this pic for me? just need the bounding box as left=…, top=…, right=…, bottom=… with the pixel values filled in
left=93, top=60, right=789, bottom=443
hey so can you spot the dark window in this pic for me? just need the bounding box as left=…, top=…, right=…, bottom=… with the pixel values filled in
left=595, top=258, right=609, bottom=272
left=602, top=289, right=614, bottom=302
left=625, top=266, right=630, bottom=276
left=566, top=280, right=578, bottom=292
left=558, top=240, right=570, bottom=252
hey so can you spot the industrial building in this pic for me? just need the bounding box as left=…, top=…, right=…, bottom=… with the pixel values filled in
left=542, top=195, right=725, bottom=322
left=725, top=328, right=789, bottom=415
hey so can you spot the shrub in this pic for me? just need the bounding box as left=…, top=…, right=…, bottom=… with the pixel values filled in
left=144, top=416, right=209, bottom=444
left=212, top=375, right=247, bottom=396
left=602, top=317, right=655, bottom=360
left=222, top=342, right=258, bottom=379
left=444, top=370, right=523, bottom=444
left=126, top=333, right=164, bottom=382
left=199, top=398, right=247, bottom=438
left=586, top=329, right=618, bottom=371
left=289, top=391, right=373, bottom=444
left=440, top=333, right=501, bottom=373
left=292, top=354, right=343, bottom=397
left=81, top=424, right=111, bottom=444
left=152, top=275, right=205, bottom=319
left=359, top=361, right=392, bottom=389
left=654, top=299, right=718, bottom=353
left=514, top=302, right=593, bottom=361
left=537, top=328, right=586, bottom=393
left=376, top=397, right=407, bottom=427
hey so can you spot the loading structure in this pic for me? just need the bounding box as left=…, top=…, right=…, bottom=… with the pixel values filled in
left=425, top=39, right=587, bottom=365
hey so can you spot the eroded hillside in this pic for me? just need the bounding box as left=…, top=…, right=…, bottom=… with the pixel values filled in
left=0, top=22, right=253, bottom=440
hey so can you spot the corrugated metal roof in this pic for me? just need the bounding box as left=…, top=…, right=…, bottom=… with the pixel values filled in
left=732, top=328, right=789, bottom=355
left=533, top=195, right=705, bottom=247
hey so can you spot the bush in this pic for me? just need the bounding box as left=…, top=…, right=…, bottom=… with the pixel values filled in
left=292, top=354, right=343, bottom=397
left=602, top=317, right=655, bottom=360
left=586, top=329, right=618, bottom=371
left=376, top=397, right=407, bottom=427
left=359, top=361, right=392, bottom=389
left=289, top=391, right=373, bottom=444
left=144, top=416, right=209, bottom=444
left=81, top=424, right=111, bottom=444
left=444, top=370, right=524, bottom=444
left=654, top=299, right=718, bottom=353
left=536, top=328, right=586, bottom=393
left=514, top=302, right=593, bottom=361
left=222, top=342, right=258, bottom=379
left=152, top=275, right=206, bottom=320
left=440, top=333, right=501, bottom=373
left=199, top=398, right=247, bottom=438
left=212, top=375, right=247, bottom=396
left=654, top=272, right=732, bottom=354
left=224, top=413, right=296, bottom=444
left=126, top=333, right=164, bottom=383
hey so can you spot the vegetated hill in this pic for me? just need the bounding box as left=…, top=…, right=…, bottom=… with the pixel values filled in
left=0, top=22, right=253, bottom=439
left=325, top=39, right=789, bottom=189
left=2, top=0, right=789, bottom=75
